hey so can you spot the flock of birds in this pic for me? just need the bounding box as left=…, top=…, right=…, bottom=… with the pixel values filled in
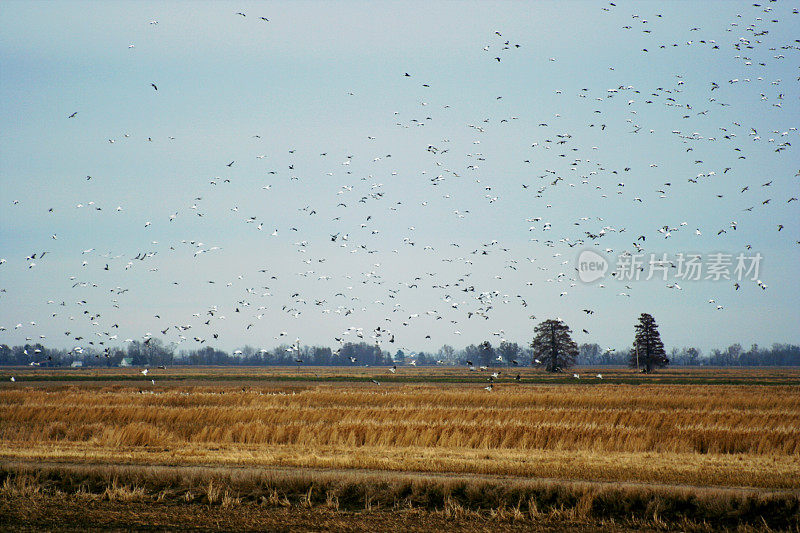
left=1, top=2, right=797, bottom=388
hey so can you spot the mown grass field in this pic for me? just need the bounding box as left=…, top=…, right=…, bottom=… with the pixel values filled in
left=1, top=366, right=799, bottom=531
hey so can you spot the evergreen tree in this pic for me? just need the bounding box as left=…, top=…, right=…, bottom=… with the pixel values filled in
left=631, top=313, right=668, bottom=373
left=531, top=319, right=578, bottom=372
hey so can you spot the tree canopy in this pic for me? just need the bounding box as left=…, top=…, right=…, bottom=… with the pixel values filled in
left=531, top=319, right=578, bottom=372
left=631, top=313, right=669, bottom=373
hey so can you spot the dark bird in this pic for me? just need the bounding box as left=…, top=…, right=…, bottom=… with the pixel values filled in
left=227, top=161, right=235, bottom=167
left=150, top=83, right=158, bottom=90
left=68, top=112, right=78, bottom=118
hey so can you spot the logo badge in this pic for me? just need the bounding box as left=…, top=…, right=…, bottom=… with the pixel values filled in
left=577, top=250, right=608, bottom=283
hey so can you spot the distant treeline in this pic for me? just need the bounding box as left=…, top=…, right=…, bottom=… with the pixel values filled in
left=1, top=340, right=798, bottom=368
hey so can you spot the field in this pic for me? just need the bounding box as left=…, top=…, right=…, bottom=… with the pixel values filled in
left=2, top=367, right=799, bottom=531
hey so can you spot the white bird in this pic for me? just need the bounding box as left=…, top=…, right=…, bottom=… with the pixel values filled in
left=596, top=374, right=603, bottom=379
left=573, top=373, right=580, bottom=379
left=141, top=369, right=148, bottom=376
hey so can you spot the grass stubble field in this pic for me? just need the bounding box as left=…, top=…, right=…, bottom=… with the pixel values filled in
left=0, top=367, right=798, bottom=532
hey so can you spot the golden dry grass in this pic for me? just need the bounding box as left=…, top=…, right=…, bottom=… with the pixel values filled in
left=1, top=369, right=799, bottom=490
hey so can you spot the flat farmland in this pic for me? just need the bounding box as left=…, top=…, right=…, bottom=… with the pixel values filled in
left=1, top=367, right=799, bottom=531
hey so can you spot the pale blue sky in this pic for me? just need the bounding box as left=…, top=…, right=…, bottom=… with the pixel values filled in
left=1, top=1, right=798, bottom=355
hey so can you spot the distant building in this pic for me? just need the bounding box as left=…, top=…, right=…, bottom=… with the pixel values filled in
left=119, top=357, right=133, bottom=367
left=70, top=361, right=83, bottom=368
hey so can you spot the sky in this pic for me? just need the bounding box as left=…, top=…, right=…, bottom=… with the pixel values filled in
left=1, top=1, right=798, bottom=357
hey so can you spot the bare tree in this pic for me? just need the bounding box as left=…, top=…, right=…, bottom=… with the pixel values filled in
left=478, top=341, right=495, bottom=367
left=497, top=341, right=522, bottom=364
